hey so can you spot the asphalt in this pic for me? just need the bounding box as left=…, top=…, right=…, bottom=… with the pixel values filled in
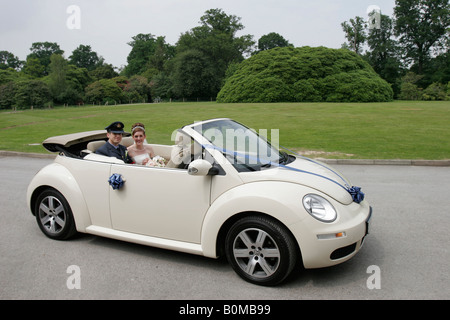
left=1, top=150, right=449, bottom=166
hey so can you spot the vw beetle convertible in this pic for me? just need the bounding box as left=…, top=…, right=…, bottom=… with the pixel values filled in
left=27, top=118, right=372, bottom=286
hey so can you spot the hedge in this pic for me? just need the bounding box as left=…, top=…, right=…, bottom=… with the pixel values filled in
left=217, top=46, right=394, bottom=103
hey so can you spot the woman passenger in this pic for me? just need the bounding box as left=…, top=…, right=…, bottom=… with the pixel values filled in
left=127, top=123, right=155, bottom=165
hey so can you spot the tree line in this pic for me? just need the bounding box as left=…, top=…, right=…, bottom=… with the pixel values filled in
left=341, top=0, right=449, bottom=100
left=1, top=1, right=449, bottom=109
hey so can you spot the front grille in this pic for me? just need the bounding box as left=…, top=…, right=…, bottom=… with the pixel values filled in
left=330, top=242, right=357, bottom=260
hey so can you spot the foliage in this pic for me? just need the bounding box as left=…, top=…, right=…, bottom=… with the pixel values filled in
left=174, top=8, right=254, bottom=99
left=170, top=49, right=220, bottom=99
left=47, top=54, right=68, bottom=102
left=1, top=5, right=449, bottom=106
left=123, top=75, right=151, bottom=103
left=394, top=0, right=449, bottom=73
left=422, top=82, right=447, bottom=101
left=123, top=34, right=158, bottom=77
left=69, top=45, right=101, bottom=71
left=217, top=46, right=393, bottom=103
left=27, top=42, right=64, bottom=76
left=341, top=16, right=367, bottom=54
left=257, top=32, right=293, bottom=51
left=0, top=82, right=17, bottom=109
left=89, top=64, right=118, bottom=80
left=398, top=72, right=423, bottom=100
left=85, top=79, right=124, bottom=104
left=22, top=57, right=45, bottom=78
left=13, top=79, right=51, bottom=109
left=0, top=51, right=23, bottom=70
left=399, top=72, right=448, bottom=101
left=123, top=34, right=174, bottom=78
left=364, top=14, right=403, bottom=97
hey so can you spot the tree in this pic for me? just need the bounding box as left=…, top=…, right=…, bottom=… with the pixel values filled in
left=0, top=82, right=17, bottom=109
left=394, top=0, right=450, bottom=74
left=257, top=32, right=293, bottom=51
left=365, top=14, right=403, bottom=97
left=22, top=56, right=45, bottom=78
left=0, top=51, right=23, bottom=70
left=123, top=75, right=151, bottom=103
left=27, top=42, right=64, bottom=76
left=14, top=79, right=51, bottom=109
left=420, top=51, right=450, bottom=87
left=90, top=63, right=118, bottom=80
left=66, top=64, right=92, bottom=93
left=422, top=82, right=446, bottom=100
left=69, top=45, right=101, bottom=71
left=123, top=34, right=157, bottom=77
left=175, top=8, right=254, bottom=99
left=171, top=49, right=219, bottom=99
left=46, top=54, right=87, bottom=105
left=0, top=68, right=28, bottom=85
left=47, top=54, right=68, bottom=102
left=85, top=79, right=123, bottom=104
left=398, top=72, right=423, bottom=100
left=341, top=16, right=367, bottom=54
left=147, top=36, right=175, bottom=72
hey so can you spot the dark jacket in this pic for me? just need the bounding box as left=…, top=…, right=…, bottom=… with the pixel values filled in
left=95, top=142, right=132, bottom=163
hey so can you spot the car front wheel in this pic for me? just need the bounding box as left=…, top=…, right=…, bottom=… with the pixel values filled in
left=225, top=215, right=299, bottom=286
left=35, top=189, right=77, bottom=240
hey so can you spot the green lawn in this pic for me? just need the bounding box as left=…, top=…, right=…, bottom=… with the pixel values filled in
left=1, top=100, right=449, bottom=159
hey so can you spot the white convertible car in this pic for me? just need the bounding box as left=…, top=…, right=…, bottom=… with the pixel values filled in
left=27, top=118, right=372, bottom=286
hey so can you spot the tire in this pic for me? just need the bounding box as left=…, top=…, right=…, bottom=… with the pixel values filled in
left=35, top=189, right=77, bottom=240
left=225, top=215, right=299, bottom=286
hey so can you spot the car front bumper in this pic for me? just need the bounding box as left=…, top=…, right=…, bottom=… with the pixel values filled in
left=291, top=203, right=372, bottom=269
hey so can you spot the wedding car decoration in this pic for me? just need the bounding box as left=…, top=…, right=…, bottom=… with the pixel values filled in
left=27, top=118, right=372, bottom=286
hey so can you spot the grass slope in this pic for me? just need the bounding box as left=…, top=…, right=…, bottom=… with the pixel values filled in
left=1, top=101, right=449, bottom=159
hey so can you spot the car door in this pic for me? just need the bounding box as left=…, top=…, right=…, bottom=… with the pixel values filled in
left=109, top=164, right=211, bottom=244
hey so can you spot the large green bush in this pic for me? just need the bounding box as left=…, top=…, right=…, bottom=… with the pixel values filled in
left=217, top=46, right=394, bottom=103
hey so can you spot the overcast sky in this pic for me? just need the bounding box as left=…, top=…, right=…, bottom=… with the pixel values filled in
left=0, top=0, right=396, bottom=68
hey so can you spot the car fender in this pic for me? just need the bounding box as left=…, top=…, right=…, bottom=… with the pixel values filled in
left=200, top=181, right=312, bottom=258
left=27, top=162, right=91, bottom=232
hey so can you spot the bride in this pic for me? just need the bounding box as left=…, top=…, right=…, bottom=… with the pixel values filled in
left=127, top=123, right=156, bottom=165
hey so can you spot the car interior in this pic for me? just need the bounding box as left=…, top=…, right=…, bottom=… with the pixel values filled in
left=82, top=131, right=204, bottom=169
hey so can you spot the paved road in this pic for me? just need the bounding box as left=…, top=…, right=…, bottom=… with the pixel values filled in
left=1, top=156, right=449, bottom=300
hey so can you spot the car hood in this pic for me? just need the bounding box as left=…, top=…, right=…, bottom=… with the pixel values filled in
left=239, top=157, right=354, bottom=205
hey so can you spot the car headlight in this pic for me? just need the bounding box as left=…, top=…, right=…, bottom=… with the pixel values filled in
left=302, top=194, right=337, bottom=222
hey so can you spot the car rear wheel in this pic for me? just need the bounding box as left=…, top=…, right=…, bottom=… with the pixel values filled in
left=35, top=189, right=77, bottom=240
left=225, top=215, right=299, bottom=286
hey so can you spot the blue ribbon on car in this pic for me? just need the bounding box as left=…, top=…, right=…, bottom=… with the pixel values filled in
left=203, top=144, right=365, bottom=204
left=108, top=173, right=124, bottom=190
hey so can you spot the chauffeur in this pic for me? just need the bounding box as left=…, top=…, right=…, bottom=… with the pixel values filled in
left=95, top=121, right=132, bottom=163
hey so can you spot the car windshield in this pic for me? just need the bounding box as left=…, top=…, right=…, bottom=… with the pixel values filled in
left=191, top=119, right=286, bottom=172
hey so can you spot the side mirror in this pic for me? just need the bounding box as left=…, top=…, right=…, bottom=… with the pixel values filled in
left=188, top=159, right=218, bottom=176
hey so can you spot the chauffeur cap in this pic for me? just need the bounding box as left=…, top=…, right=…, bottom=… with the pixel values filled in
left=105, top=121, right=125, bottom=134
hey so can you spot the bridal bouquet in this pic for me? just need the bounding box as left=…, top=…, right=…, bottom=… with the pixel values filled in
left=146, top=155, right=166, bottom=167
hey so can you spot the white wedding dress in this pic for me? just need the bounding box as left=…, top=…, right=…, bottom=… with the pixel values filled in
left=132, top=153, right=150, bottom=165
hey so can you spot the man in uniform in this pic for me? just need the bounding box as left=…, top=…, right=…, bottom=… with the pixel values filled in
left=96, top=121, right=132, bottom=163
